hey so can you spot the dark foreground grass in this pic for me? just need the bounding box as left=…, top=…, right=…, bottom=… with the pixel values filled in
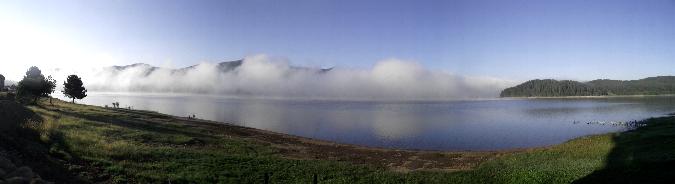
left=1, top=98, right=674, bottom=183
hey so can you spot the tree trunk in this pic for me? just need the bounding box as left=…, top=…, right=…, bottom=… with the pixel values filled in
left=72, top=98, right=75, bottom=103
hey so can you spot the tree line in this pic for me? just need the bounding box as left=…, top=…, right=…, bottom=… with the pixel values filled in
left=500, top=76, right=675, bottom=97
left=14, top=66, right=87, bottom=103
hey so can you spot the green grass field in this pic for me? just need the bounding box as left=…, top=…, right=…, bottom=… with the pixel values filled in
left=1, top=97, right=674, bottom=183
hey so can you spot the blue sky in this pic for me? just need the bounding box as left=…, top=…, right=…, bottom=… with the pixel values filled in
left=0, top=0, right=673, bottom=81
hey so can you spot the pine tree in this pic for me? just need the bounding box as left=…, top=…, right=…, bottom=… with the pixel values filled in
left=62, top=75, right=87, bottom=103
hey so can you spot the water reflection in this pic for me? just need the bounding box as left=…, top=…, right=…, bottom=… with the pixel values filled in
left=237, top=100, right=291, bottom=132
left=372, top=105, right=426, bottom=140
left=61, top=93, right=675, bottom=150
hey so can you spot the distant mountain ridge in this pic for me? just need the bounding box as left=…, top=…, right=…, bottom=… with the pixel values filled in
left=500, top=76, right=675, bottom=97
left=108, top=60, right=333, bottom=76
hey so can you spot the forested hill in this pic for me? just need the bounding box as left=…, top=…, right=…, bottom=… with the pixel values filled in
left=500, top=76, right=675, bottom=97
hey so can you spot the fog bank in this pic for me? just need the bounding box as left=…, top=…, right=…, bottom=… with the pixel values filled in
left=81, top=55, right=515, bottom=100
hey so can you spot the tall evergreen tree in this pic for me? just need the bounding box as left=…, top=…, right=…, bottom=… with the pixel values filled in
left=62, top=75, right=87, bottom=103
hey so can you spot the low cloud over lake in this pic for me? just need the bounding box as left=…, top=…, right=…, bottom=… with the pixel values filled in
left=73, top=55, right=514, bottom=100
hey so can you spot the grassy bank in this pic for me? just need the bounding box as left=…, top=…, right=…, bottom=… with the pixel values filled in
left=1, top=97, right=674, bottom=183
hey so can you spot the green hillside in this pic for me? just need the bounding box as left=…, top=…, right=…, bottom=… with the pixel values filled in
left=501, top=76, right=675, bottom=97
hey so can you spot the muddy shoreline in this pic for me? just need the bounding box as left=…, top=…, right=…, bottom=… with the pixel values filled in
left=147, top=109, right=528, bottom=172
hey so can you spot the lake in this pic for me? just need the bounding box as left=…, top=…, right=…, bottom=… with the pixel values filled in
left=59, top=93, right=675, bottom=151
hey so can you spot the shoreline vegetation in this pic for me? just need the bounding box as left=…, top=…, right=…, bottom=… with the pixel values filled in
left=503, top=94, right=675, bottom=99
left=500, top=76, right=675, bottom=97
left=1, top=93, right=674, bottom=183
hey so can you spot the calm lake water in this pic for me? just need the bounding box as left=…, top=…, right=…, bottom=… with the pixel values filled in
left=60, top=93, right=675, bottom=151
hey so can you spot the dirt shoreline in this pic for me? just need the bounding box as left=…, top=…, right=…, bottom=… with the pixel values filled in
left=167, top=115, right=514, bottom=172
left=30, top=98, right=550, bottom=173
left=91, top=105, right=522, bottom=172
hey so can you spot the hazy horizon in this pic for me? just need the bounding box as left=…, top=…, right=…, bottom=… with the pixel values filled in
left=46, top=54, right=516, bottom=100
